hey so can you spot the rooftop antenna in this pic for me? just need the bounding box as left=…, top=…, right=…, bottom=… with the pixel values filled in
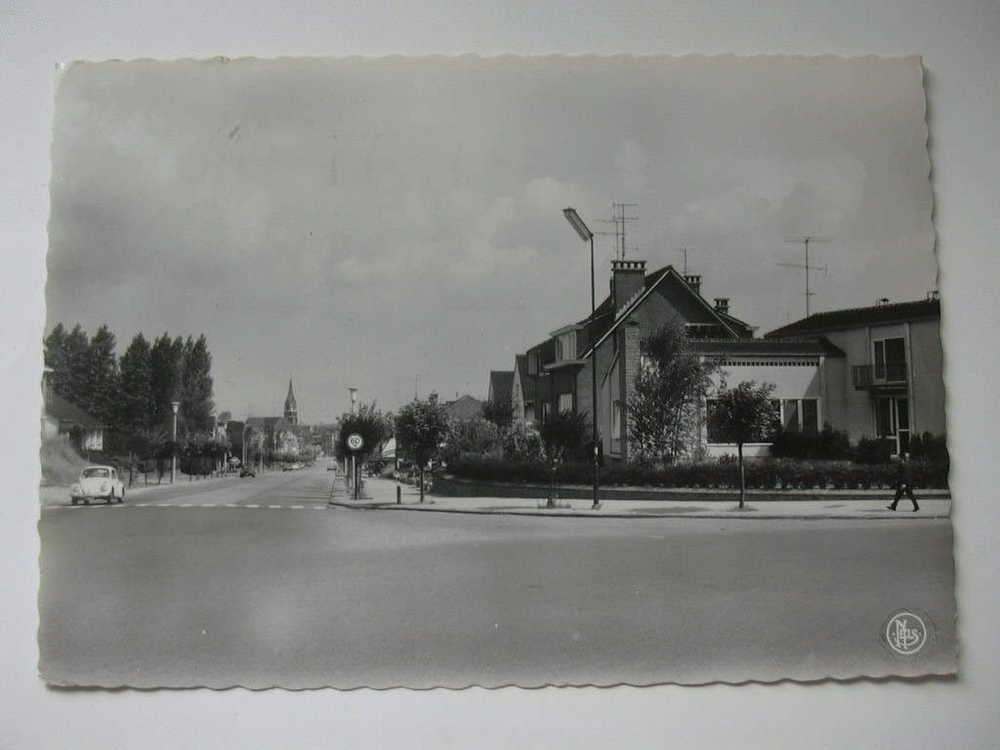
left=778, top=235, right=831, bottom=317
left=598, top=202, right=639, bottom=260
left=675, top=247, right=692, bottom=275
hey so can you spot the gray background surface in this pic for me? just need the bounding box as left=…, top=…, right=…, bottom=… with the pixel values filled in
left=3, top=0, right=999, bottom=747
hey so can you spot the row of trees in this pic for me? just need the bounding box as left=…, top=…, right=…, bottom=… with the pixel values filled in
left=44, top=323, right=222, bottom=474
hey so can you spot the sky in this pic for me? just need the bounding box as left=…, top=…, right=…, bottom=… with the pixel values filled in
left=46, top=55, right=936, bottom=422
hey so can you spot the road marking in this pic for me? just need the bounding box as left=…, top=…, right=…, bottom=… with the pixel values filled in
left=291, top=505, right=304, bottom=509
left=156, top=503, right=171, bottom=507
left=268, top=505, right=281, bottom=509
left=137, top=503, right=151, bottom=507
left=225, top=504, right=240, bottom=507
left=180, top=503, right=193, bottom=508
left=245, top=504, right=260, bottom=508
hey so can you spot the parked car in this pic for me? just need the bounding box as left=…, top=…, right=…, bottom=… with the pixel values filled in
left=71, top=465, right=125, bottom=505
left=240, top=467, right=256, bottom=478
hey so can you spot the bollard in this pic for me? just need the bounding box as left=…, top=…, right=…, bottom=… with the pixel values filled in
left=397, top=485, right=401, bottom=504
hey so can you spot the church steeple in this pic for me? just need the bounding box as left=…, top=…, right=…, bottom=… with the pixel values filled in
left=284, top=378, right=298, bottom=425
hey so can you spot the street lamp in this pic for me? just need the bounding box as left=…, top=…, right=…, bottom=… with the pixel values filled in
left=348, top=386, right=358, bottom=414
left=170, top=401, right=180, bottom=484
left=563, top=207, right=600, bottom=509
left=242, top=421, right=251, bottom=467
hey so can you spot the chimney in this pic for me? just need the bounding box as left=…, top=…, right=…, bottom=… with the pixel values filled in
left=611, top=259, right=646, bottom=313
left=684, top=274, right=702, bottom=295
left=714, top=298, right=730, bottom=315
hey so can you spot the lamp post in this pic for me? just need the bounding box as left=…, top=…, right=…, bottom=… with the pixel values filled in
left=348, top=386, right=358, bottom=414
left=563, top=207, right=600, bottom=509
left=170, top=401, right=180, bottom=484
left=242, top=422, right=251, bottom=467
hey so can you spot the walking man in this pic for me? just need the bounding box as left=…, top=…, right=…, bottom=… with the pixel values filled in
left=888, top=455, right=920, bottom=512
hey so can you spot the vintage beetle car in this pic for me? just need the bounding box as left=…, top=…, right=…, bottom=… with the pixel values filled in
left=70, top=465, right=126, bottom=505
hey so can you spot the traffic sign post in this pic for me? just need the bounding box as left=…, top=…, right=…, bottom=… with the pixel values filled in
left=347, top=433, right=364, bottom=500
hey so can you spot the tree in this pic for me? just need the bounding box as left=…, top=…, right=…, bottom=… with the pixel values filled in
left=443, top=417, right=501, bottom=463
left=482, top=399, right=514, bottom=432
left=149, top=333, right=184, bottom=430
left=84, top=325, right=119, bottom=423
left=627, top=319, right=718, bottom=465
left=394, top=396, right=451, bottom=502
left=706, top=381, right=778, bottom=509
left=118, top=332, right=153, bottom=430
left=44, top=322, right=91, bottom=407
left=539, top=409, right=589, bottom=507
left=336, top=403, right=390, bottom=495
left=181, top=334, right=215, bottom=433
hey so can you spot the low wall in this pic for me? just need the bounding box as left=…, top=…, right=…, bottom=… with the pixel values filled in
left=433, top=475, right=951, bottom=502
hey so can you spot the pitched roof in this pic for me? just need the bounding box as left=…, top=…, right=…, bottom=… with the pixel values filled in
left=514, top=354, right=536, bottom=400
left=488, top=370, right=514, bottom=403
left=764, top=298, right=941, bottom=338
left=246, top=416, right=293, bottom=431
left=690, top=337, right=845, bottom=357
left=580, top=264, right=753, bottom=357
left=443, top=395, right=484, bottom=421
left=43, top=390, right=103, bottom=429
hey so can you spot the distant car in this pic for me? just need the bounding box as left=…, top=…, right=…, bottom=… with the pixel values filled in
left=71, top=465, right=125, bottom=505
left=240, top=467, right=256, bottom=478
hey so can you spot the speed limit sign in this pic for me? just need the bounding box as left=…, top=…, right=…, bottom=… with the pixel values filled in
left=346, top=433, right=364, bottom=451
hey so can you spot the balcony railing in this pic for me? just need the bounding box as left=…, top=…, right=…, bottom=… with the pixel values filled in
left=852, top=362, right=907, bottom=390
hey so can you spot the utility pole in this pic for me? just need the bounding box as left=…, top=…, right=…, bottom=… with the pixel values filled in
left=778, top=236, right=831, bottom=318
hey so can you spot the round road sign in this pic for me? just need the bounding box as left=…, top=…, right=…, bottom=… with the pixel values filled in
left=346, top=433, right=364, bottom=451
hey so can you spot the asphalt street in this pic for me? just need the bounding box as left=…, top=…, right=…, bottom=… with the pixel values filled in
left=38, top=466, right=957, bottom=688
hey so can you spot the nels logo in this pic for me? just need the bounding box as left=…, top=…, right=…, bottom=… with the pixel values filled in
left=883, top=610, right=930, bottom=656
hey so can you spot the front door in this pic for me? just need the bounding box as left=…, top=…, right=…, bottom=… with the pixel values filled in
left=874, top=397, right=910, bottom=455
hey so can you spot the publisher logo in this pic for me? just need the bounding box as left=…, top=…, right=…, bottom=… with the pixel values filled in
left=883, top=610, right=929, bottom=656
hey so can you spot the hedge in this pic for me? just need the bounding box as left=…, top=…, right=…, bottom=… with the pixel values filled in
left=447, top=456, right=949, bottom=490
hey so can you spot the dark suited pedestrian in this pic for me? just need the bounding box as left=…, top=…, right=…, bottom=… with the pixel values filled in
left=888, top=455, right=919, bottom=512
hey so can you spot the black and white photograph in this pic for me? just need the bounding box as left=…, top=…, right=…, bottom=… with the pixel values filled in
left=37, top=54, right=955, bottom=689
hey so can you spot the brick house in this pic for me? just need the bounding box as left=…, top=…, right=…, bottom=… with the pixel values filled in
left=510, top=258, right=846, bottom=461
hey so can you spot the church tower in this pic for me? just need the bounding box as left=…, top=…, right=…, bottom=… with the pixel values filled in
left=284, top=378, right=298, bottom=425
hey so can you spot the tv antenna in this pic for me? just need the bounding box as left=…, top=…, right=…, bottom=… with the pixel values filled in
left=675, top=247, right=693, bottom=275
left=778, top=235, right=831, bottom=317
left=597, top=202, right=639, bottom=259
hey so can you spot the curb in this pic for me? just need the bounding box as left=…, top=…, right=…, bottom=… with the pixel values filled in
left=326, top=501, right=949, bottom=521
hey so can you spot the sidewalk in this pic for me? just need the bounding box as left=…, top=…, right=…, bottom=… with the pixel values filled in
left=329, top=478, right=951, bottom=520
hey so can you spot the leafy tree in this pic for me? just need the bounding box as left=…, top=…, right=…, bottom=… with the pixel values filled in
left=335, top=403, right=390, bottom=461
left=149, top=333, right=184, bottom=430
left=84, top=325, right=119, bottom=422
left=181, top=334, right=215, bottom=433
left=482, top=398, right=513, bottom=432
left=443, top=417, right=501, bottom=463
left=118, top=332, right=153, bottom=430
left=707, top=381, right=778, bottom=509
left=44, top=322, right=91, bottom=407
left=394, top=396, right=451, bottom=502
left=627, top=318, right=718, bottom=465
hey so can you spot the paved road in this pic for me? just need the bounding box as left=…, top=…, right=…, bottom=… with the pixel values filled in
left=38, top=466, right=956, bottom=688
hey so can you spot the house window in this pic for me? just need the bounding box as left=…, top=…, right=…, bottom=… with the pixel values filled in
left=528, top=352, right=539, bottom=375
left=705, top=398, right=813, bottom=444
left=782, top=399, right=799, bottom=431
left=558, top=393, right=573, bottom=413
left=874, top=337, right=906, bottom=381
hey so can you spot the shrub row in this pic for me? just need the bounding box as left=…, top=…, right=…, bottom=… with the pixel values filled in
left=447, top=457, right=950, bottom=490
